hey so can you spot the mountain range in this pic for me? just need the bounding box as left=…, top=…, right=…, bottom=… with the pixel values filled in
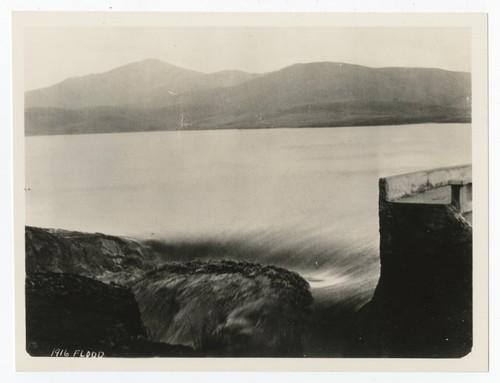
left=25, top=59, right=471, bottom=135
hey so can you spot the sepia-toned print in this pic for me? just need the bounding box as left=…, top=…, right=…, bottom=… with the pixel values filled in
left=14, top=13, right=488, bottom=371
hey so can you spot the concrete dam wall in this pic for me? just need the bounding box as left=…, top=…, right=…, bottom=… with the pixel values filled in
left=349, top=165, right=472, bottom=357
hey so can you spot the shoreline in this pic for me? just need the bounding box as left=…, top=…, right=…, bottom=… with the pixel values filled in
left=24, top=119, right=471, bottom=137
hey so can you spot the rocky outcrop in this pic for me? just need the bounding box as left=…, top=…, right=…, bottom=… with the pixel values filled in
left=26, top=226, right=152, bottom=285
left=25, top=227, right=314, bottom=357
left=26, top=272, right=194, bottom=357
left=133, top=261, right=313, bottom=356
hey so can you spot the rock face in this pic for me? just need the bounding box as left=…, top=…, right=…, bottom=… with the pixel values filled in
left=25, top=227, right=313, bottom=357
left=26, top=226, right=152, bottom=285
left=26, top=272, right=194, bottom=357
left=133, top=261, right=313, bottom=356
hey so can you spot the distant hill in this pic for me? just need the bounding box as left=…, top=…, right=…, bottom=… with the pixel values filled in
left=25, top=60, right=471, bottom=135
left=25, top=59, right=259, bottom=109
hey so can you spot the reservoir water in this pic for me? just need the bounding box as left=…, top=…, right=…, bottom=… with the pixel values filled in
left=25, top=124, right=471, bottom=298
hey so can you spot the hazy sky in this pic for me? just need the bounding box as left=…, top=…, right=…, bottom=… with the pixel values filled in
left=24, top=27, right=471, bottom=91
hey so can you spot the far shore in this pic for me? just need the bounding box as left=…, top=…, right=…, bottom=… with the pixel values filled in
left=24, top=118, right=471, bottom=137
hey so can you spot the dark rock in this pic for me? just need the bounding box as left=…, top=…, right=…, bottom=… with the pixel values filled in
left=26, top=272, right=195, bottom=357
left=26, top=226, right=152, bottom=285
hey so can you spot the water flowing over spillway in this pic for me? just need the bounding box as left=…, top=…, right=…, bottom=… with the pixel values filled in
left=24, top=124, right=472, bottom=356
left=133, top=261, right=312, bottom=356
left=25, top=124, right=471, bottom=296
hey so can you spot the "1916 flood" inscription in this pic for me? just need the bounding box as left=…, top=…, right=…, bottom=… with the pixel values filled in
left=50, top=348, right=105, bottom=358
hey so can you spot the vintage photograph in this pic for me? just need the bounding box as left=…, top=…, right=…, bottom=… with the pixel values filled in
left=14, top=13, right=487, bottom=369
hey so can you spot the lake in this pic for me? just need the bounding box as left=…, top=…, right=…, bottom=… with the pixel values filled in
left=25, top=124, right=471, bottom=292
